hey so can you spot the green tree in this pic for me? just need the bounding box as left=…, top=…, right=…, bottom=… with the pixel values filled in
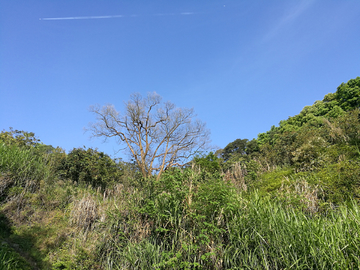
left=0, top=128, right=63, bottom=157
left=246, top=139, right=260, bottom=155
left=335, top=77, right=360, bottom=111
left=0, top=128, right=40, bottom=148
left=193, top=152, right=221, bottom=174
left=221, top=139, right=248, bottom=161
left=60, top=147, right=122, bottom=188
left=257, top=125, right=280, bottom=147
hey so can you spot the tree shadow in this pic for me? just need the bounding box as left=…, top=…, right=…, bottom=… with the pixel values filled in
left=0, top=211, right=52, bottom=270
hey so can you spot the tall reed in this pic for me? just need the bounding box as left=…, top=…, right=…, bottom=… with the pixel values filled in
left=224, top=193, right=360, bottom=269
left=0, top=143, right=51, bottom=192
left=99, top=172, right=360, bottom=269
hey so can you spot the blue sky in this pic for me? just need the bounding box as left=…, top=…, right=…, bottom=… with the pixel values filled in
left=1, top=0, right=360, bottom=159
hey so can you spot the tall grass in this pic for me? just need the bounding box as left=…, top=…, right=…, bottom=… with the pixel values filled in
left=0, top=243, right=32, bottom=270
left=102, top=188, right=360, bottom=269
left=1, top=145, right=360, bottom=269
left=0, top=143, right=51, bottom=194
left=224, top=194, right=360, bottom=269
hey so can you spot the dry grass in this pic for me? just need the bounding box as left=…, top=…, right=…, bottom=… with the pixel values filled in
left=70, top=194, right=98, bottom=231
left=0, top=173, right=13, bottom=197
left=323, top=118, right=348, bottom=143
left=100, top=183, right=124, bottom=201
left=252, top=157, right=279, bottom=173
left=222, top=162, right=247, bottom=192
left=280, top=177, right=321, bottom=213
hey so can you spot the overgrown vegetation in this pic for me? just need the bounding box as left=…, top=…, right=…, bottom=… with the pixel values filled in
left=1, top=77, right=360, bottom=269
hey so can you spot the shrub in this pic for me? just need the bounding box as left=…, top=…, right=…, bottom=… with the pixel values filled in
left=60, top=147, right=123, bottom=189
left=316, top=160, right=360, bottom=203
left=193, top=152, right=221, bottom=174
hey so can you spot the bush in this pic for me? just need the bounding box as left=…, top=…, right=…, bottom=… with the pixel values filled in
left=193, top=152, right=221, bottom=174
left=59, top=147, right=123, bottom=189
left=316, top=160, right=360, bottom=203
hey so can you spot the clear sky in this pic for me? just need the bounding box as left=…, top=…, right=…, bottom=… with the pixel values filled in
left=1, top=0, right=360, bottom=159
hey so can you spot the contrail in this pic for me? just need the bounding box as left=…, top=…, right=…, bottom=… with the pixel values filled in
left=40, top=12, right=195, bottom=21
left=40, top=15, right=124, bottom=20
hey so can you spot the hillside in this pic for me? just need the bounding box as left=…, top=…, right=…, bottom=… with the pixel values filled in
left=1, top=77, right=360, bottom=269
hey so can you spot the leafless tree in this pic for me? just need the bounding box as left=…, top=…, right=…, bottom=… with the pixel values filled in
left=88, top=92, right=210, bottom=180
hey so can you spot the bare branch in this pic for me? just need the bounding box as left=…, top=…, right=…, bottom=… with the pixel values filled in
left=88, top=92, right=210, bottom=179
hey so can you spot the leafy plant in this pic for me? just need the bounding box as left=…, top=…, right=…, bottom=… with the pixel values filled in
left=60, top=147, right=123, bottom=189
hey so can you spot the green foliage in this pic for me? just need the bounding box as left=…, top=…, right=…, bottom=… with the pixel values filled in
left=0, top=128, right=65, bottom=202
left=290, top=126, right=330, bottom=171
left=103, top=174, right=360, bottom=269
left=253, top=168, right=293, bottom=193
left=0, top=128, right=40, bottom=148
left=193, top=177, right=236, bottom=220
left=257, top=125, right=280, bottom=147
left=0, top=143, right=52, bottom=197
left=324, top=108, right=360, bottom=147
left=193, top=152, right=221, bottom=174
left=132, top=169, right=238, bottom=269
left=60, top=147, right=123, bottom=188
left=224, top=193, right=360, bottom=269
left=336, top=76, right=360, bottom=111
left=0, top=128, right=61, bottom=158
left=0, top=214, right=33, bottom=270
left=2, top=77, right=360, bottom=269
left=0, top=242, right=32, bottom=270
left=221, top=138, right=248, bottom=161
left=221, top=138, right=260, bottom=163
left=140, top=169, right=193, bottom=229
left=1, top=144, right=360, bottom=269
left=250, top=78, right=360, bottom=175
left=142, top=168, right=237, bottom=229
left=316, top=160, right=360, bottom=203
left=244, top=159, right=260, bottom=182
left=52, top=246, right=98, bottom=270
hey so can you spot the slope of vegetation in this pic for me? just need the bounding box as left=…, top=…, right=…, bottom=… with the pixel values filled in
left=0, top=77, right=360, bottom=269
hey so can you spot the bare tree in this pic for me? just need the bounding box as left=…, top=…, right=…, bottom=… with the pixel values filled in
left=88, top=92, right=210, bottom=180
